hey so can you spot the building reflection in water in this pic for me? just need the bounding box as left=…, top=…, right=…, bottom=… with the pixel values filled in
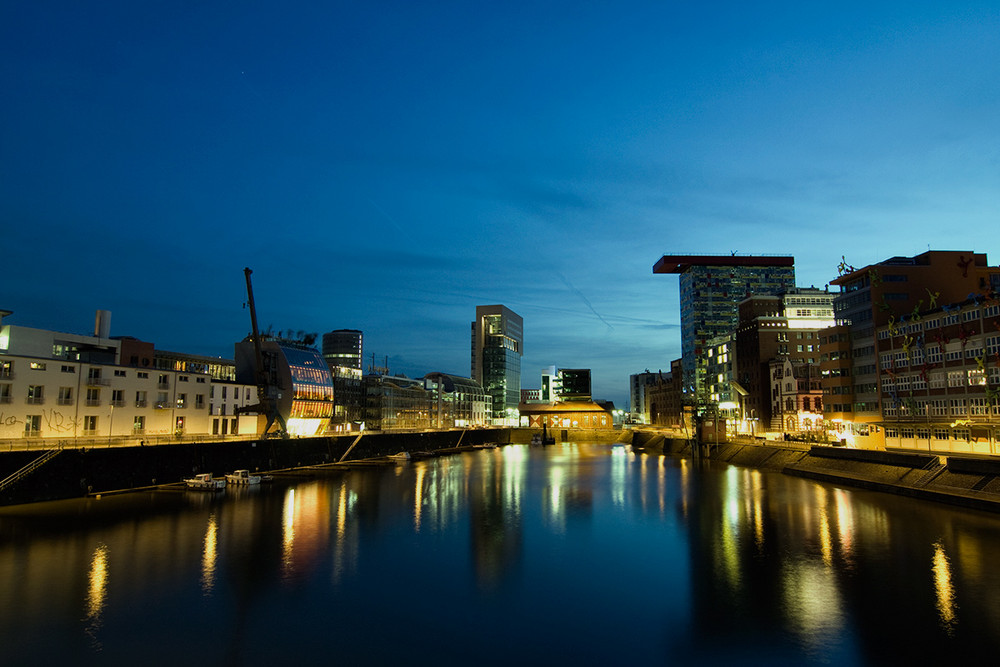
left=932, top=541, right=956, bottom=635
left=201, top=514, right=218, bottom=596
left=84, top=543, right=109, bottom=650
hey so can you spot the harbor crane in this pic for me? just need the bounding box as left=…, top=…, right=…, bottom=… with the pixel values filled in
left=235, top=267, right=288, bottom=438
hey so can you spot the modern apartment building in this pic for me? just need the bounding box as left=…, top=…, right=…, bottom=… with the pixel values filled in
left=322, top=329, right=364, bottom=430
left=0, top=309, right=255, bottom=442
left=654, top=254, right=795, bottom=409
left=471, top=305, right=523, bottom=424
left=823, top=251, right=1000, bottom=448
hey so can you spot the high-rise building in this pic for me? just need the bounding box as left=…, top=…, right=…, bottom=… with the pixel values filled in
left=471, top=305, right=523, bottom=424
left=322, top=330, right=364, bottom=430
left=654, top=254, right=796, bottom=407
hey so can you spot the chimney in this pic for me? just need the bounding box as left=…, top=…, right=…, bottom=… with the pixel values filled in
left=94, top=310, right=111, bottom=338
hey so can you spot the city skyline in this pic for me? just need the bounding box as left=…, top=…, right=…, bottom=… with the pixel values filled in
left=3, top=1, right=999, bottom=408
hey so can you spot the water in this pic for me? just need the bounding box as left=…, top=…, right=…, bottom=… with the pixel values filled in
left=2, top=443, right=1000, bottom=665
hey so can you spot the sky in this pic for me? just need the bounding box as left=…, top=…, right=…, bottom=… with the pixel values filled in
left=2, top=1, right=999, bottom=408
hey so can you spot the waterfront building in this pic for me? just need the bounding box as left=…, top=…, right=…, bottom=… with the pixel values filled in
left=423, top=372, right=491, bottom=428
left=362, top=373, right=432, bottom=430
left=322, top=329, right=364, bottom=431
left=534, top=366, right=592, bottom=403
left=654, top=254, right=795, bottom=411
left=823, top=251, right=1000, bottom=448
left=234, top=336, right=335, bottom=437
left=629, top=371, right=659, bottom=424
left=0, top=309, right=255, bottom=442
left=645, top=359, right=685, bottom=429
left=874, top=292, right=1000, bottom=453
left=735, top=287, right=834, bottom=434
left=518, top=399, right=616, bottom=429
left=471, top=305, right=523, bottom=425
left=769, top=358, right=824, bottom=433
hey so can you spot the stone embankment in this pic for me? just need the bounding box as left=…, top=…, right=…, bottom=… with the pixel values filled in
left=0, top=428, right=510, bottom=506
left=629, top=429, right=1000, bottom=513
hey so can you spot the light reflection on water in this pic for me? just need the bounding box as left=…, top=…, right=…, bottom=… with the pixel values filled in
left=3, top=442, right=1000, bottom=664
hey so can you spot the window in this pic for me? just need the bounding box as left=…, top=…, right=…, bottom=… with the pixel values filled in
left=196, top=377, right=206, bottom=384
left=176, top=393, right=187, bottom=409
left=30, top=362, right=46, bottom=370
left=933, top=428, right=950, bottom=440
left=24, top=415, right=41, bottom=436
left=83, top=415, right=98, bottom=434
left=927, top=346, right=943, bottom=363
left=195, top=394, right=205, bottom=409
left=179, top=375, right=189, bottom=382
left=0, top=384, right=11, bottom=404
left=138, top=371, right=149, bottom=379
left=948, top=371, right=965, bottom=387
left=136, top=390, right=148, bottom=407
left=114, top=369, right=126, bottom=377
left=231, top=418, right=238, bottom=435
left=111, top=389, right=125, bottom=407
left=133, top=416, right=145, bottom=432
left=221, top=418, right=229, bottom=435
left=86, top=387, right=100, bottom=406
left=175, top=416, right=185, bottom=433
left=27, top=385, right=44, bottom=404
left=950, top=398, right=966, bottom=415
left=61, top=365, right=75, bottom=373
left=222, top=386, right=227, bottom=399
left=58, top=387, right=73, bottom=405
left=213, top=418, right=220, bottom=435
left=158, top=374, right=169, bottom=388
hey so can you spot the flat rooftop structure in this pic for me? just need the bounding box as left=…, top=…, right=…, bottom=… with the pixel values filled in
left=653, top=254, right=795, bottom=274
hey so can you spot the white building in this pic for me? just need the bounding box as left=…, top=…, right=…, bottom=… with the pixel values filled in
left=0, top=309, right=255, bottom=443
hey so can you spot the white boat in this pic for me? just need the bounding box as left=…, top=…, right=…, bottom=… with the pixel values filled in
left=226, top=469, right=262, bottom=485
left=185, top=473, right=226, bottom=491
left=387, top=451, right=411, bottom=463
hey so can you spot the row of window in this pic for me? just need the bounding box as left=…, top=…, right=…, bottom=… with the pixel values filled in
left=0, top=384, right=208, bottom=409
left=885, top=427, right=971, bottom=442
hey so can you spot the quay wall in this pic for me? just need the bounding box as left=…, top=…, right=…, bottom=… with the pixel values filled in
left=630, top=429, right=1000, bottom=513
left=0, top=428, right=508, bottom=506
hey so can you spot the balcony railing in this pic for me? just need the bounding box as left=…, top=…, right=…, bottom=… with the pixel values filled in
left=154, top=402, right=171, bottom=410
left=82, top=428, right=98, bottom=436
left=135, top=400, right=148, bottom=408
left=0, top=395, right=11, bottom=404
left=110, top=399, right=126, bottom=407
left=157, top=381, right=170, bottom=389
left=86, top=377, right=111, bottom=387
left=86, top=399, right=101, bottom=407
left=26, top=396, right=45, bottom=405
left=57, top=397, right=74, bottom=406
left=23, top=431, right=41, bottom=438
left=0, top=370, right=13, bottom=380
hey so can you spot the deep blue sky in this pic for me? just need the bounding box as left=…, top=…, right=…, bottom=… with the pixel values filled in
left=3, top=1, right=998, bottom=407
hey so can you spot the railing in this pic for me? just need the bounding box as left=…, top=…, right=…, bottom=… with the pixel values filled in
left=0, top=395, right=11, bottom=404
left=0, top=448, right=63, bottom=494
left=157, top=381, right=170, bottom=389
left=154, top=402, right=171, bottom=410
left=0, top=370, right=13, bottom=380
left=86, top=399, right=101, bottom=407
left=26, top=397, right=44, bottom=405
left=57, top=397, right=74, bottom=405
left=82, top=429, right=97, bottom=436
left=110, top=399, right=126, bottom=407
left=86, top=377, right=111, bottom=386
left=23, top=431, right=41, bottom=438
left=135, top=400, right=148, bottom=408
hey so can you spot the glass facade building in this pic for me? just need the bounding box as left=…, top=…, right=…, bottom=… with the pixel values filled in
left=655, top=255, right=796, bottom=406
left=322, top=329, right=364, bottom=429
left=471, top=305, right=522, bottom=424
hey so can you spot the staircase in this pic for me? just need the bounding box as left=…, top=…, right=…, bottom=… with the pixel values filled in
left=0, top=448, right=63, bottom=494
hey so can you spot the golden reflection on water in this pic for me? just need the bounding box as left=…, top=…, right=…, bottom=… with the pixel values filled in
left=932, top=541, right=957, bottom=635
left=816, top=486, right=833, bottom=567
left=834, top=489, right=855, bottom=568
left=414, top=464, right=425, bottom=532
left=201, top=514, right=218, bottom=596
left=84, top=543, right=109, bottom=649
left=282, top=488, right=296, bottom=577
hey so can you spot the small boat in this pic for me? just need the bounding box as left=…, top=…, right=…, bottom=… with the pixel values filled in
left=185, top=473, right=226, bottom=491
left=387, top=451, right=411, bottom=463
left=226, top=469, right=262, bottom=485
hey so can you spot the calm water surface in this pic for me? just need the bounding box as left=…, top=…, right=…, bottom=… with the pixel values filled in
left=2, top=443, right=1000, bottom=665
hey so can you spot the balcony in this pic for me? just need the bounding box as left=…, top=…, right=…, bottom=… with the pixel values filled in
left=0, top=395, right=11, bottom=404
left=26, top=396, right=45, bottom=405
left=110, top=399, right=126, bottom=407
left=57, top=397, right=74, bottom=406
left=86, top=399, right=101, bottom=407
left=154, top=402, right=171, bottom=410
left=157, top=381, right=170, bottom=389
left=86, top=377, right=111, bottom=387
left=135, top=400, right=148, bottom=408
left=0, top=370, right=13, bottom=380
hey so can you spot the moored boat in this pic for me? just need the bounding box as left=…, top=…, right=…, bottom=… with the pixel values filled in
left=185, top=473, right=226, bottom=491
left=226, top=469, right=262, bottom=485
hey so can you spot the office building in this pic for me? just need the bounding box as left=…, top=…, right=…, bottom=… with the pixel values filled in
left=471, top=305, right=523, bottom=424
left=654, top=254, right=795, bottom=409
